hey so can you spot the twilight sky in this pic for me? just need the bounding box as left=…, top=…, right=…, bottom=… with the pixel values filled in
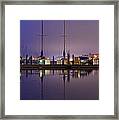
left=20, top=20, right=99, bottom=58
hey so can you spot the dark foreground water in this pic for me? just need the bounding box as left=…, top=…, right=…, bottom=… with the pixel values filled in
left=20, top=69, right=99, bottom=100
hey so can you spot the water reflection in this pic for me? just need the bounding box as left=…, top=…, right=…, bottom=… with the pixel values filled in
left=22, top=69, right=94, bottom=79
left=20, top=69, right=99, bottom=100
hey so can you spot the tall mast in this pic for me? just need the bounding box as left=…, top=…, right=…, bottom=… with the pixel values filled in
left=41, top=20, right=44, bottom=57
left=63, top=20, right=66, bottom=59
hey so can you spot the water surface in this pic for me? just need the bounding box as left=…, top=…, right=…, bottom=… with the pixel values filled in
left=20, top=69, right=99, bottom=100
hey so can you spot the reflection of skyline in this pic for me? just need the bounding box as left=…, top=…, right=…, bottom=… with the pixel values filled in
left=20, top=69, right=99, bottom=100
left=20, top=20, right=99, bottom=58
left=21, top=69, right=98, bottom=80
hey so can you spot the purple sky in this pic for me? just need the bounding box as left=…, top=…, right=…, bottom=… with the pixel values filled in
left=20, top=20, right=99, bottom=58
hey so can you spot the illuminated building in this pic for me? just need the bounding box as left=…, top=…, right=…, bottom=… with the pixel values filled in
left=79, top=56, right=89, bottom=65
left=38, top=57, right=50, bottom=65
left=64, top=58, right=68, bottom=65
left=74, top=57, right=80, bottom=65
left=89, top=53, right=99, bottom=65
left=93, top=54, right=99, bottom=65
left=56, top=56, right=62, bottom=64
left=45, top=59, right=50, bottom=65
left=57, top=59, right=62, bottom=64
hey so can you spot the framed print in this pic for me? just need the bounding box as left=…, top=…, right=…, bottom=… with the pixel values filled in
left=0, top=0, right=119, bottom=120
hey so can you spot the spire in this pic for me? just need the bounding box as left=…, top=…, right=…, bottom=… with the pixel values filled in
left=63, top=20, right=66, bottom=59
left=41, top=20, right=44, bottom=57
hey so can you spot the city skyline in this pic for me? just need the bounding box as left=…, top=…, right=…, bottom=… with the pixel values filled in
left=20, top=20, right=99, bottom=58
